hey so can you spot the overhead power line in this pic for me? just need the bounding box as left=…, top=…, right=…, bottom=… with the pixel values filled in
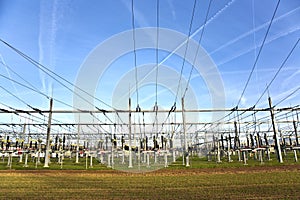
left=275, top=86, right=300, bottom=107
left=131, top=0, right=141, bottom=112
left=254, top=38, right=300, bottom=106
left=183, top=0, right=212, bottom=99
left=174, top=0, right=197, bottom=105
left=0, top=38, right=124, bottom=127
left=236, top=0, right=281, bottom=107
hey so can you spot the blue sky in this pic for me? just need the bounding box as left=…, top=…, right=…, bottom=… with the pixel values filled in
left=0, top=0, right=299, bottom=133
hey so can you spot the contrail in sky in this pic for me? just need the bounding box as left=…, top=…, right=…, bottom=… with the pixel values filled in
left=217, top=25, right=300, bottom=67
left=119, top=0, right=237, bottom=102
left=38, top=2, right=47, bottom=94
left=38, top=0, right=60, bottom=97
left=210, top=6, right=300, bottom=60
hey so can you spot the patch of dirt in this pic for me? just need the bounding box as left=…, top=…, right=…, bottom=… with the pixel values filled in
left=0, top=164, right=299, bottom=176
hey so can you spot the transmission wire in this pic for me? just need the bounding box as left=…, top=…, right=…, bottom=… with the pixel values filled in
left=131, top=0, right=140, bottom=112
left=236, top=0, right=281, bottom=107
left=183, top=0, right=212, bottom=98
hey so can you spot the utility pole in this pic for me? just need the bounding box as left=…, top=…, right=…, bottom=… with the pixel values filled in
left=234, top=121, right=239, bottom=149
left=75, top=117, right=80, bottom=164
left=44, top=98, right=53, bottom=168
left=18, top=124, right=26, bottom=163
left=181, top=97, right=189, bottom=167
left=293, top=121, right=298, bottom=146
left=268, top=97, right=283, bottom=163
left=128, top=98, right=133, bottom=168
left=22, top=124, right=26, bottom=141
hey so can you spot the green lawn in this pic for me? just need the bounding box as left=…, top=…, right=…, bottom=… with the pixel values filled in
left=0, top=150, right=298, bottom=170
left=0, top=152, right=299, bottom=199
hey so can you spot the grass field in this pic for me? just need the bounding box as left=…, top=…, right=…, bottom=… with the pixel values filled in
left=0, top=165, right=299, bottom=199
left=0, top=153, right=299, bottom=199
left=0, top=149, right=298, bottom=170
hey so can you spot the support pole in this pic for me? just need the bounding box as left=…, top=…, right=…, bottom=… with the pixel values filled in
left=293, top=121, right=299, bottom=146
left=173, top=150, right=176, bottom=162
left=234, top=121, right=238, bottom=149
left=21, top=124, right=26, bottom=162
left=107, top=154, right=111, bottom=168
left=59, top=153, right=62, bottom=169
left=228, top=137, right=232, bottom=162
left=268, top=97, right=283, bottom=163
left=9, top=152, right=12, bottom=169
left=122, top=151, right=125, bottom=164
left=217, top=138, right=221, bottom=163
left=294, top=149, right=298, bottom=162
left=143, top=151, right=146, bottom=163
left=128, top=98, right=133, bottom=168
left=164, top=151, right=168, bottom=168
left=7, top=152, right=11, bottom=168
left=90, top=154, right=93, bottom=168
left=267, top=147, right=271, bottom=161
left=243, top=151, right=247, bottom=165
left=24, top=152, right=28, bottom=167
left=75, top=121, right=80, bottom=163
left=19, top=153, right=23, bottom=163
left=138, top=138, right=141, bottom=170
left=44, top=98, right=53, bottom=168
left=181, top=97, right=189, bottom=167
left=100, top=153, right=103, bottom=163
left=237, top=150, right=241, bottom=162
left=147, top=152, right=150, bottom=168
left=37, top=142, right=41, bottom=164
left=85, top=152, right=88, bottom=170
left=111, top=148, right=114, bottom=168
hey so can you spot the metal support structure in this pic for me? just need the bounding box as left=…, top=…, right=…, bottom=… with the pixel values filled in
left=128, top=98, right=133, bottom=168
left=60, top=153, right=63, bottom=169
left=237, top=150, right=241, bottom=162
left=19, top=153, right=23, bottom=163
left=37, top=142, right=41, bottom=164
left=85, top=153, right=88, bottom=170
left=173, top=150, right=176, bottom=162
left=293, top=121, right=299, bottom=146
left=0, top=120, right=297, bottom=127
left=7, top=152, right=12, bottom=169
left=266, top=147, right=271, bottom=161
left=294, top=149, right=298, bottom=162
left=1, top=107, right=298, bottom=114
left=228, top=137, right=232, bottom=162
left=268, top=97, right=283, bottom=163
left=242, top=150, right=248, bottom=165
left=122, top=151, right=125, bottom=164
left=111, top=149, right=114, bottom=169
left=147, top=152, right=150, bottom=168
left=23, top=152, right=28, bottom=167
left=107, top=154, right=111, bottom=168
left=234, top=121, right=239, bottom=149
left=90, top=154, right=93, bottom=168
left=44, top=98, right=53, bottom=168
left=75, top=120, right=80, bottom=164
left=217, top=138, right=221, bottom=163
left=181, top=97, right=189, bottom=167
left=164, top=151, right=168, bottom=168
